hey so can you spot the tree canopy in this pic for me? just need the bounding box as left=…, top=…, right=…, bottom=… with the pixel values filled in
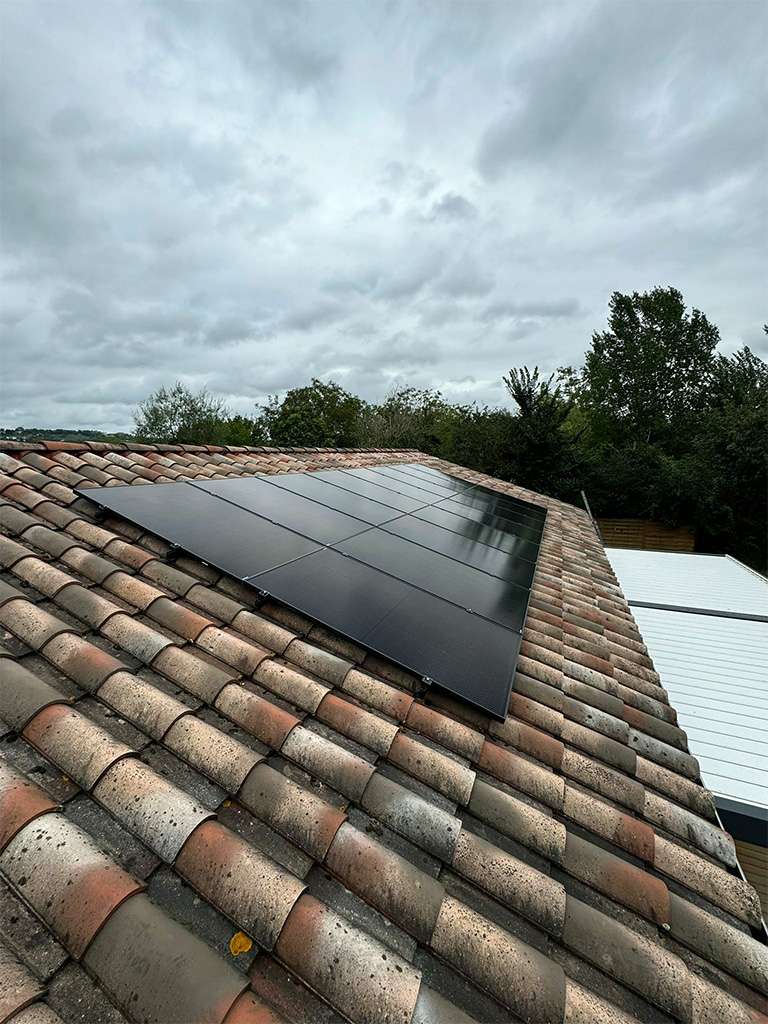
left=127, top=287, right=767, bottom=571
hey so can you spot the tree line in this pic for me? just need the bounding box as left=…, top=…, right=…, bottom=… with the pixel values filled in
left=133, top=287, right=768, bottom=571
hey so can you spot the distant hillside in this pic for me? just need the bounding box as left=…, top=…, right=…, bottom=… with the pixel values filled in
left=0, top=427, right=133, bottom=444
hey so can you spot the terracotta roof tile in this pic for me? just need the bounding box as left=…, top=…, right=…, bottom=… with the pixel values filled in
left=0, top=759, right=60, bottom=852
left=153, top=645, right=237, bottom=702
left=561, top=832, right=670, bottom=925
left=0, top=813, right=143, bottom=958
left=477, top=739, right=564, bottom=810
left=253, top=658, right=328, bottom=712
left=0, top=659, right=71, bottom=731
left=360, top=771, right=461, bottom=861
left=341, top=667, right=414, bottom=721
left=100, top=612, right=174, bottom=664
left=283, top=640, right=352, bottom=686
left=175, top=819, right=305, bottom=950
left=222, top=991, right=285, bottom=1024
left=562, top=896, right=690, bottom=1019
left=430, top=895, right=566, bottom=1024
left=275, top=892, right=421, bottom=1024
left=0, top=942, right=47, bottom=1022
left=59, top=545, right=121, bottom=583
left=22, top=704, right=135, bottom=790
left=325, top=821, right=445, bottom=942
left=164, top=714, right=262, bottom=793
left=10, top=558, right=78, bottom=599
left=141, top=558, right=198, bottom=594
left=635, top=755, right=715, bottom=820
left=41, top=632, right=124, bottom=692
left=0, top=601, right=73, bottom=651
left=101, top=570, right=164, bottom=610
left=405, top=702, right=485, bottom=763
left=468, top=777, right=567, bottom=862
left=82, top=893, right=249, bottom=1024
left=0, top=536, right=34, bottom=569
left=452, top=826, right=566, bottom=935
left=238, top=763, right=346, bottom=861
left=667, top=892, right=768, bottom=995
left=561, top=748, right=645, bottom=813
left=197, top=626, right=272, bottom=676
left=281, top=725, right=375, bottom=800
left=93, top=757, right=214, bottom=863
left=316, top=693, right=399, bottom=755
left=98, top=671, right=189, bottom=739
left=388, top=732, right=475, bottom=805
left=562, top=784, right=655, bottom=862
left=0, top=441, right=764, bottom=1024
left=215, top=684, right=300, bottom=750
left=147, top=595, right=212, bottom=640
left=654, top=835, right=763, bottom=928
left=52, top=584, right=122, bottom=630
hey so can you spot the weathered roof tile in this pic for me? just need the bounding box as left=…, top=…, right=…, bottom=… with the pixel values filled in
left=430, top=895, right=566, bottom=1024
left=83, top=893, right=248, bottom=1024
left=22, top=704, right=135, bottom=790
left=164, top=714, right=262, bottom=794
left=93, top=758, right=214, bottom=863
left=0, top=813, right=144, bottom=958
left=238, top=763, right=346, bottom=861
left=275, top=893, right=421, bottom=1024
left=175, top=819, right=305, bottom=950
left=388, top=733, right=475, bottom=806
left=281, top=726, right=375, bottom=801
left=0, top=441, right=764, bottom=1024
left=452, top=827, right=566, bottom=935
left=325, top=821, right=445, bottom=943
left=0, top=943, right=46, bottom=1022
left=0, top=660, right=71, bottom=731
left=0, top=758, right=59, bottom=852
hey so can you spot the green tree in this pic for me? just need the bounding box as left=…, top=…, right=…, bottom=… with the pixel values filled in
left=441, top=404, right=519, bottom=481
left=221, top=414, right=264, bottom=447
left=689, top=346, right=768, bottom=570
left=256, top=379, right=364, bottom=447
left=569, top=286, right=720, bottom=449
left=358, top=385, right=450, bottom=453
left=133, top=382, right=230, bottom=445
left=502, top=366, right=581, bottom=495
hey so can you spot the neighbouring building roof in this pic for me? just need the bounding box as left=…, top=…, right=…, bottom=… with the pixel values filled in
left=606, top=547, right=768, bottom=920
left=0, top=440, right=766, bottom=1024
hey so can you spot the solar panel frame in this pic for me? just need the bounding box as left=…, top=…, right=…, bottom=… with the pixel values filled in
left=245, top=547, right=523, bottom=718
left=76, top=462, right=546, bottom=719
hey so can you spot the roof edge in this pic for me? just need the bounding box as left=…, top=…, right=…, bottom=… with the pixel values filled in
left=0, top=440, right=424, bottom=456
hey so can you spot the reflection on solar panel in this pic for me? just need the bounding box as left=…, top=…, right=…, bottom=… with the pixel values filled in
left=77, top=464, right=546, bottom=718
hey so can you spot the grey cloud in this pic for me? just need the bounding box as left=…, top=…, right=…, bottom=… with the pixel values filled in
left=429, top=192, right=478, bottom=221
left=282, top=300, right=344, bottom=332
left=482, top=298, right=582, bottom=322
left=436, top=258, right=495, bottom=299
left=0, top=0, right=764, bottom=430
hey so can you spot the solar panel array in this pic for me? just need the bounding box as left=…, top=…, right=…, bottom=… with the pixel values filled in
left=77, top=464, right=546, bottom=717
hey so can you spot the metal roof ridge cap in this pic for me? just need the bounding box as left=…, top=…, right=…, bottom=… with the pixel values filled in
left=626, top=599, right=768, bottom=624
left=725, top=553, right=768, bottom=584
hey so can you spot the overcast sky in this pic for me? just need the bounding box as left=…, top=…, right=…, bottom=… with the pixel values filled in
left=1, top=1, right=765, bottom=431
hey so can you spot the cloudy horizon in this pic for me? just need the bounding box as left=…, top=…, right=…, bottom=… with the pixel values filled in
left=1, top=0, right=765, bottom=432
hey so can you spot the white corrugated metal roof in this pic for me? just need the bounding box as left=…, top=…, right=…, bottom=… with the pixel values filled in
left=606, top=549, right=768, bottom=810
left=606, top=549, right=768, bottom=616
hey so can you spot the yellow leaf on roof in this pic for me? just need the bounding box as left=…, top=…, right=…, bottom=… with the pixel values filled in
left=229, top=931, right=252, bottom=956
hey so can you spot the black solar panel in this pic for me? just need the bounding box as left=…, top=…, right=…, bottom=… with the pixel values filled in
left=77, top=462, right=546, bottom=718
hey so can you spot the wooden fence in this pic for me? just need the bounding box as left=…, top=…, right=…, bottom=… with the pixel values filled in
left=596, top=518, right=695, bottom=553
